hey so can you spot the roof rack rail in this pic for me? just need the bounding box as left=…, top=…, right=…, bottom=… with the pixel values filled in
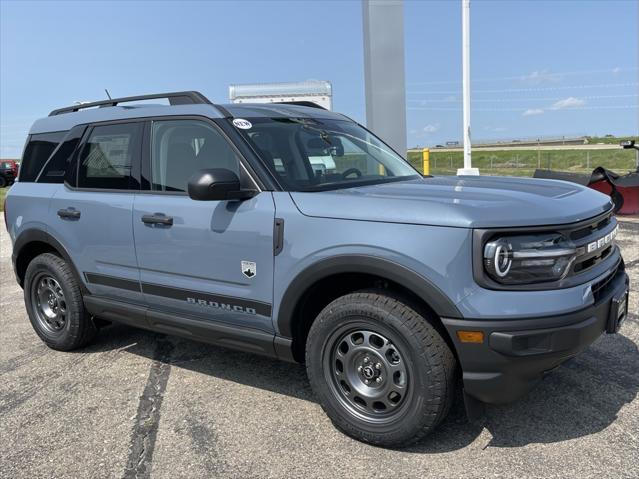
left=278, top=101, right=327, bottom=110
left=48, top=91, right=212, bottom=116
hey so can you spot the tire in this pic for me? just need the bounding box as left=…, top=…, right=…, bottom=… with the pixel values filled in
left=23, top=253, right=97, bottom=351
left=0, top=176, right=6, bottom=188
left=306, top=290, right=456, bottom=447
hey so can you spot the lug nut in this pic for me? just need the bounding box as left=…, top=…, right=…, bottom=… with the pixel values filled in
left=363, top=357, right=369, bottom=364
left=357, top=366, right=362, bottom=372
left=364, top=379, right=370, bottom=385
left=375, top=363, right=381, bottom=369
left=376, top=377, right=382, bottom=383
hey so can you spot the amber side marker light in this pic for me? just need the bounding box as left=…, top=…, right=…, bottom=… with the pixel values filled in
left=456, top=331, right=485, bottom=343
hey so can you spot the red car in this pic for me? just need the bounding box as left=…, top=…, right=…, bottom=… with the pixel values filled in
left=1, top=159, right=19, bottom=177
left=1, top=160, right=18, bottom=187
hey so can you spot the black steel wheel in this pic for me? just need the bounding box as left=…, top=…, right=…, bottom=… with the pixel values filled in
left=31, top=274, right=68, bottom=333
left=325, top=329, right=410, bottom=423
left=306, top=290, right=456, bottom=447
left=24, top=253, right=97, bottom=350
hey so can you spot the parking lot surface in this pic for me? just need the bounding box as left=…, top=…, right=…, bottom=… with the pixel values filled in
left=1, top=219, right=637, bottom=479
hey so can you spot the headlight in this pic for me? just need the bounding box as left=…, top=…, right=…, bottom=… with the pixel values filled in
left=483, top=233, right=577, bottom=285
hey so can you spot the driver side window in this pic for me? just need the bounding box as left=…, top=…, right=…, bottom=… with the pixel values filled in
left=151, top=120, right=240, bottom=192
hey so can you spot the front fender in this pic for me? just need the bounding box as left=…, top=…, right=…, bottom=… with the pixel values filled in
left=276, top=254, right=463, bottom=338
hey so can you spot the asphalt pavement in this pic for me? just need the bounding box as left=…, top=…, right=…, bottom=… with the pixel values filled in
left=1, top=219, right=637, bottom=479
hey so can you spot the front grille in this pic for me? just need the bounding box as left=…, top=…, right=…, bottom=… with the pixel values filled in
left=569, top=215, right=611, bottom=241
left=565, top=210, right=617, bottom=278
left=573, top=245, right=613, bottom=273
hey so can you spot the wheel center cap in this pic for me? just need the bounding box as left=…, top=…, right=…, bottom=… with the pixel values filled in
left=362, top=366, right=376, bottom=379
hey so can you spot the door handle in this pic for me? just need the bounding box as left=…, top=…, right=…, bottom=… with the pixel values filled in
left=57, top=208, right=81, bottom=219
left=141, top=213, right=173, bottom=226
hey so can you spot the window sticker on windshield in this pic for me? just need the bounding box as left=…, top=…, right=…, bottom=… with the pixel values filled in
left=232, top=119, right=252, bottom=129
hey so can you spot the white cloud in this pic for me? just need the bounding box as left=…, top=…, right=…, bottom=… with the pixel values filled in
left=423, top=123, right=440, bottom=133
left=550, top=97, right=586, bottom=110
left=612, top=67, right=621, bottom=75
left=522, top=108, right=544, bottom=116
left=520, top=70, right=562, bottom=84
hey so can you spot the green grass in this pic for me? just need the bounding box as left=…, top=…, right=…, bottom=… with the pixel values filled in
left=586, top=135, right=638, bottom=145
left=408, top=148, right=637, bottom=177
left=0, top=187, right=7, bottom=212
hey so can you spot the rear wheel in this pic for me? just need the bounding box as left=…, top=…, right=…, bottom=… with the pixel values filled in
left=0, top=176, right=7, bottom=188
left=24, top=253, right=97, bottom=350
left=306, top=291, right=456, bottom=447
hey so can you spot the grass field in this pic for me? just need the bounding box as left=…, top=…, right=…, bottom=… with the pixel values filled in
left=587, top=136, right=638, bottom=145
left=407, top=148, right=637, bottom=177
left=0, top=187, right=7, bottom=211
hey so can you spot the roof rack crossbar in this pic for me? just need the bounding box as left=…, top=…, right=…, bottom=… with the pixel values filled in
left=48, top=91, right=212, bottom=116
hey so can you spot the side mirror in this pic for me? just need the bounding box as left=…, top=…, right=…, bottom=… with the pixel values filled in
left=187, top=169, right=257, bottom=201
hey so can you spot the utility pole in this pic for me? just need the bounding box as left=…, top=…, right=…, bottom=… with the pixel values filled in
left=457, top=0, right=479, bottom=175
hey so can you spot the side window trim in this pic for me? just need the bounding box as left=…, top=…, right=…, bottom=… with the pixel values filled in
left=140, top=116, right=261, bottom=195
left=68, top=119, right=144, bottom=192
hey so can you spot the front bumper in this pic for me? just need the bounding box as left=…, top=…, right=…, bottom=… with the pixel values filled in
left=442, top=266, right=629, bottom=404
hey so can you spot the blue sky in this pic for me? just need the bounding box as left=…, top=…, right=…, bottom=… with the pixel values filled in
left=1, top=0, right=637, bottom=156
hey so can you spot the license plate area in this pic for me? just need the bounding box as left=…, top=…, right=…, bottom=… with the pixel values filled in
left=607, top=289, right=629, bottom=334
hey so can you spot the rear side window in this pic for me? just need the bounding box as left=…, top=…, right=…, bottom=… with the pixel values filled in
left=77, top=122, right=142, bottom=190
left=37, top=125, right=86, bottom=184
left=20, top=131, right=66, bottom=182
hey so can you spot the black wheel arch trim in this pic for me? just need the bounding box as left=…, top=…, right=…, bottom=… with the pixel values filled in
left=12, top=228, right=88, bottom=294
left=276, top=254, right=462, bottom=338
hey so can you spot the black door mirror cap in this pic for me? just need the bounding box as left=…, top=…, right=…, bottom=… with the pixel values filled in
left=187, top=168, right=257, bottom=201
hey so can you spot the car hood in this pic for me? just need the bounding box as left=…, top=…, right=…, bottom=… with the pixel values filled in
left=290, top=176, right=613, bottom=228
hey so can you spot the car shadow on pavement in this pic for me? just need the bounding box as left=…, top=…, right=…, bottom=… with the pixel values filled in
left=82, top=320, right=638, bottom=452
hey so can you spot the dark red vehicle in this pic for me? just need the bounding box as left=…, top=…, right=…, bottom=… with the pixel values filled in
left=0, top=160, right=18, bottom=187
left=1, top=159, right=19, bottom=177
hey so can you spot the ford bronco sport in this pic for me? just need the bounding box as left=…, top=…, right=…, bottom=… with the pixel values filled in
left=5, top=91, right=630, bottom=447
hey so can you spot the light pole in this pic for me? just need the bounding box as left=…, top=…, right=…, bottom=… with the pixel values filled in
left=457, top=0, right=479, bottom=175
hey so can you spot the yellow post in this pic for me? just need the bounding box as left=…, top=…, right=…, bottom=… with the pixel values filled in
left=422, top=148, right=430, bottom=175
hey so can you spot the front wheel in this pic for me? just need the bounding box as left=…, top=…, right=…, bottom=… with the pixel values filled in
left=306, top=291, right=456, bottom=447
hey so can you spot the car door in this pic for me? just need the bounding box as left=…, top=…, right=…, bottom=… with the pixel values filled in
left=48, top=121, right=144, bottom=304
left=132, top=118, right=275, bottom=332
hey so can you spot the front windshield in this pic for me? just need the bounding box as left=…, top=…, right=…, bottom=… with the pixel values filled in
left=234, top=117, right=420, bottom=191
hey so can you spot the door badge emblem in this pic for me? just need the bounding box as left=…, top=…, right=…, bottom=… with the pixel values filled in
left=242, top=261, right=256, bottom=278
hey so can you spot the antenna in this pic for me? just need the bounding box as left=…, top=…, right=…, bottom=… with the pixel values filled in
left=105, top=89, right=112, bottom=100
